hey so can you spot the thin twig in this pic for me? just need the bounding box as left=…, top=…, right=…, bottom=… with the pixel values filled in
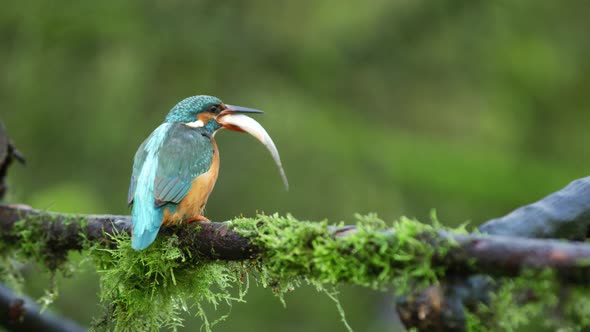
left=0, top=123, right=25, bottom=201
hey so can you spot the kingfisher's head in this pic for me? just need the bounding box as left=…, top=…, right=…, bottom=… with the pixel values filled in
left=164, top=95, right=263, bottom=130
left=164, top=94, right=289, bottom=189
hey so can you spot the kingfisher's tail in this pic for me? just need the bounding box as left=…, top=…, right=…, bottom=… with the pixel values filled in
left=131, top=224, right=160, bottom=250
left=131, top=200, right=164, bottom=250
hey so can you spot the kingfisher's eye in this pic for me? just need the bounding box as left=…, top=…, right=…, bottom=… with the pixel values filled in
left=208, top=105, right=220, bottom=114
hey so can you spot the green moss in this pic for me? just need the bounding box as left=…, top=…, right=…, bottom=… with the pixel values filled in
left=5, top=214, right=83, bottom=271
left=558, top=286, right=590, bottom=332
left=88, top=230, right=248, bottom=332
left=233, top=213, right=455, bottom=296
left=0, top=256, right=24, bottom=292
left=12, top=217, right=53, bottom=264
left=0, top=214, right=81, bottom=308
left=465, top=270, right=590, bottom=332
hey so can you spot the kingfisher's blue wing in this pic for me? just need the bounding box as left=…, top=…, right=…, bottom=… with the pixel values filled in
left=153, top=124, right=214, bottom=206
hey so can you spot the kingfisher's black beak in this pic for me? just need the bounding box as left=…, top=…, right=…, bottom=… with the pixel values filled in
left=225, top=104, right=264, bottom=114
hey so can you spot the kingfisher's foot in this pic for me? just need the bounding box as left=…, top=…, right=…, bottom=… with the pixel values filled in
left=186, top=215, right=210, bottom=223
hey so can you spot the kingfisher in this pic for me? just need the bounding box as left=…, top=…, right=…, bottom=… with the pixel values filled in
left=128, top=95, right=288, bottom=250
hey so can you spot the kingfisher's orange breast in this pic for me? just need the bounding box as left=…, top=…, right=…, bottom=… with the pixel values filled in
left=162, top=138, right=220, bottom=225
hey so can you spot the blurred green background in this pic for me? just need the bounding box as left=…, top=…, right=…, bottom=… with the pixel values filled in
left=1, top=1, right=589, bottom=331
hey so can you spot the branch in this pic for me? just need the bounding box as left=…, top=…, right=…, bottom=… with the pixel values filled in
left=0, top=283, right=85, bottom=332
left=479, top=176, right=590, bottom=239
left=0, top=205, right=254, bottom=261
left=397, top=176, right=590, bottom=331
left=2, top=204, right=590, bottom=282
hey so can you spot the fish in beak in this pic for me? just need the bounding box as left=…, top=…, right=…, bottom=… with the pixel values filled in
left=217, top=105, right=289, bottom=190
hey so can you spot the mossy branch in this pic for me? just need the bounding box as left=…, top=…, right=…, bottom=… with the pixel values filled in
left=3, top=176, right=590, bottom=332
left=2, top=204, right=590, bottom=282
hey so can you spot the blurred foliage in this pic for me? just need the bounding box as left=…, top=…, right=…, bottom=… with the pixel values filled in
left=1, top=0, right=589, bottom=331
